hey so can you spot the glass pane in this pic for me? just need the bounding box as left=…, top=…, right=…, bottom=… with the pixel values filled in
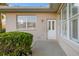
left=27, top=16, right=37, bottom=29
left=72, top=19, right=78, bottom=39
left=17, top=16, right=26, bottom=29
left=27, top=22, right=35, bottom=28
left=62, top=4, right=67, bottom=20
left=62, top=22, right=67, bottom=36
left=69, top=4, right=71, bottom=18
left=71, top=3, right=79, bottom=16
left=48, top=21, right=51, bottom=30
left=52, top=21, right=54, bottom=30
left=72, top=6, right=78, bottom=16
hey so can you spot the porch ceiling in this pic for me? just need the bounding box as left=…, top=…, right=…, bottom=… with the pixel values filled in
left=0, top=3, right=61, bottom=13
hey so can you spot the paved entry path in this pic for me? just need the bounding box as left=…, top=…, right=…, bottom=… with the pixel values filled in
left=32, top=40, right=66, bottom=56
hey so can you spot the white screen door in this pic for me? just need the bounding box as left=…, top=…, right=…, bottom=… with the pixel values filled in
left=47, top=20, right=56, bottom=39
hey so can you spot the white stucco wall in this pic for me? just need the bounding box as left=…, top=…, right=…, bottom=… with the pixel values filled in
left=5, top=13, right=57, bottom=41
left=6, top=13, right=16, bottom=31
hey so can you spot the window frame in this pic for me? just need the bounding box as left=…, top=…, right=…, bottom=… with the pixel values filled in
left=61, top=4, right=67, bottom=37
left=60, top=3, right=79, bottom=43
left=69, top=3, right=79, bottom=42
left=16, top=15, right=37, bottom=30
left=69, top=3, right=79, bottom=18
left=62, top=4, right=67, bottom=21
left=70, top=16, right=79, bottom=43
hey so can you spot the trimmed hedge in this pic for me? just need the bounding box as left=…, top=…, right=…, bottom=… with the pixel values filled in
left=0, top=32, right=33, bottom=56
left=0, top=28, right=5, bottom=33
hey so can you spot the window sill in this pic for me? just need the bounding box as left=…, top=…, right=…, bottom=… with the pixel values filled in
left=16, top=28, right=37, bottom=31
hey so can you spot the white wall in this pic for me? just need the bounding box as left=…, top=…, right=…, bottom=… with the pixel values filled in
left=6, top=13, right=16, bottom=31
left=5, top=13, right=57, bottom=41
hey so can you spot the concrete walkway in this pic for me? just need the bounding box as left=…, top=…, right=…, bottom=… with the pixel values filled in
left=32, top=40, right=66, bottom=56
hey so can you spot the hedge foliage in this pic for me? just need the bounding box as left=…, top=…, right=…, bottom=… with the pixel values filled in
left=0, top=28, right=5, bottom=33
left=0, top=32, right=33, bottom=56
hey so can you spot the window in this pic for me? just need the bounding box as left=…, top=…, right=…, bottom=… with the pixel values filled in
left=52, top=21, right=54, bottom=30
left=61, top=4, right=67, bottom=36
left=69, top=3, right=79, bottom=42
left=69, top=3, right=79, bottom=17
left=58, top=13, right=61, bottom=35
left=17, top=16, right=37, bottom=30
left=26, top=16, right=37, bottom=29
left=69, top=17, right=79, bottom=42
left=48, top=21, right=51, bottom=30
left=60, top=3, right=79, bottom=43
left=62, top=22, right=67, bottom=36
left=17, top=16, right=26, bottom=29
left=72, top=19, right=78, bottom=39
left=62, top=4, right=67, bottom=20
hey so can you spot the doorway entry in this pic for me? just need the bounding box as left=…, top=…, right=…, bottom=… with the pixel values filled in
left=47, top=20, right=56, bottom=39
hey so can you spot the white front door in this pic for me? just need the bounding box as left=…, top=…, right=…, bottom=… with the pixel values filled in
left=47, top=20, right=56, bottom=39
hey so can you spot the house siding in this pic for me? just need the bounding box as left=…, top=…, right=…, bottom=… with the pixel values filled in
left=6, top=13, right=57, bottom=41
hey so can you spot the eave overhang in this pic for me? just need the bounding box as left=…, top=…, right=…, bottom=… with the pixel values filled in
left=0, top=9, right=56, bottom=13
left=0, top=3, right=61, bottom=13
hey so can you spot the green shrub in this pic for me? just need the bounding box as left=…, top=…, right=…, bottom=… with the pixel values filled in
left=0, top=28, right=6, bottom=33
left=0, top=31, right=33, bottom=56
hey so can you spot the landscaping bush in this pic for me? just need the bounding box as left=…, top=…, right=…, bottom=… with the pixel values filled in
left=0, top=32, right=33, bottom=56
left=0, top=28, right=6, bottom=33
